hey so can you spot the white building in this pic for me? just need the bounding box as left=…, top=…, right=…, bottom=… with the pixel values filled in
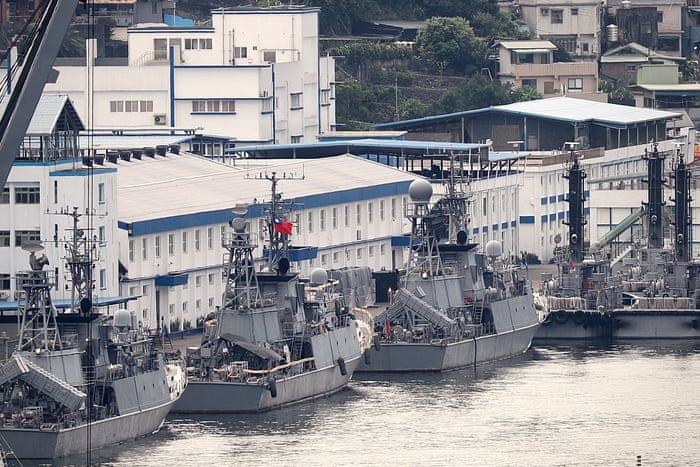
left=43, top=6, right=336, bottom=155
left=0, top=95, right=121, bottom=305
left=517, top=0, right=602, bottom=61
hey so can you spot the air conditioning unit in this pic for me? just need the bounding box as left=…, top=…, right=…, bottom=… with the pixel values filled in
left=541, top=8, right=549, bottom=16
left=154, top=114, right=167, bottom=125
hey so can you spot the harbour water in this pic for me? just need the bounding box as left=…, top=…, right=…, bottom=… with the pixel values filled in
left=8, top=339, right=700, bottom=466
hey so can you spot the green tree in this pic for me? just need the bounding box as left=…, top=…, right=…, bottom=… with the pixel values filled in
left=471, top=12, right=531, bottom=43
left=58, top=28, right=86, bottom=57
left=415, top=17, right=486, bottom=74
left=437, top=74, right=512, bottom=113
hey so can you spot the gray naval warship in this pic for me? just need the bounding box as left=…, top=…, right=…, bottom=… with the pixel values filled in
left=536, top=144, right=700, bottom=339
left=172, top=173, right=363, bottom=413
left=358, top=167, right=540, bottom=372
left=610, top=144, right=700, bottom=338
left=0, top=208, right=186, bottom=459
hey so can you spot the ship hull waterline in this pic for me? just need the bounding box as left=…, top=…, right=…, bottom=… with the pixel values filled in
left=357, top=323, right=539, bottom=372
left=0, top=400, right=175, bottom=459
left=534, top=310, right=613, bottom=340
left=611, top=310, right=700, bottom=339
left=172, top=355, right=362, bottom=413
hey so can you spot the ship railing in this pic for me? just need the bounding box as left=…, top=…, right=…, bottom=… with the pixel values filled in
left=632, top=296, right=694, bottom=310
left=219, top=357, right=316, bottom=383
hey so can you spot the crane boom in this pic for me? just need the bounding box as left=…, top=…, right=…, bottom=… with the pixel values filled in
left=0, top=0, right=79, bottom=188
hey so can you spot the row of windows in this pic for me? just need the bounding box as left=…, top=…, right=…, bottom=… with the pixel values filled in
left=129, top=226, right=224, bottom=262
left=185, top=38, right=212, bottom=50
left=0, top=187, right=40, bottom=204
left=0, top=230, right=40, bottom=247
left=318, top=244, right=388, bottom=266
left=292, top=199, right=402, bottom=234
left=192, top=100, right=236, bottom=113
left=110, top=100, right=154, bottom=113
left=522, top=77, right=584, bottom=91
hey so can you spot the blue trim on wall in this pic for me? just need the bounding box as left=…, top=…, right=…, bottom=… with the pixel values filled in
left=50, top=168, right=117, bottom=176
left=519, top=216, right=535, bottom=224
left=391, top=235, right=411, bottom=247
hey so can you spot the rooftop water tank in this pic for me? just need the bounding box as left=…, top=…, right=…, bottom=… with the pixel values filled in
left=607, top=24, right=619, bottom=43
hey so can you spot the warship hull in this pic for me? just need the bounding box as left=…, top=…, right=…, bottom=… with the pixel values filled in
left=0, top=400, right=174, bottom=459
left=611, top=310, right=700, bottom=339
left=358, top=323, right=538, bottom=372
left=534, top=310, right=612, bottom=340
left=173, top=355, right=361, bottom=413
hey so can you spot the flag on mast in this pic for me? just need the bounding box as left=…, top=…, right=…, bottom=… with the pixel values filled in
left=273, top=216, right=293, bottom=235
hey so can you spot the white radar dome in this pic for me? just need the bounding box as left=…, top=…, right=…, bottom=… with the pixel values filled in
left=310, top=268, right=328, bottom=286
left=485, top=240, right=503, bottom=258
left=408, top=179, right=433, bottom=203
left=113, top=309, right=132, bottom=328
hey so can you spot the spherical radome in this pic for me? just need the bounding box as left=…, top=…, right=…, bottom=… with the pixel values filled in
left=485, top=240, right=502, bottom=258
left=114, top=308, right=132, bottom=328
left=310, top=268, right=328, bottom=285
left=409, top=179, right=433, bottom=203
left=231, top=217, right=246, bottom=233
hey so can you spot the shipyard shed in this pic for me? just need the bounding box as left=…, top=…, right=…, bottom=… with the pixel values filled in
left=110, top=150, right=423, bottom=331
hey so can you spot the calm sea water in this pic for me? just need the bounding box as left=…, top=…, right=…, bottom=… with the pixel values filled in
left=10, top=340, right=700, bottom=467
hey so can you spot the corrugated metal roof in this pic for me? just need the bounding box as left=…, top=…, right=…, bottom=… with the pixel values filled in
left=494, top=96, right=681, bottom=125
left=116, top=152, right=420, bottom=224
left=20, top=94, right=84, bottom=135
left=493, top=40, right=557, bottom=50
left=375, top=97, right=681, bottom=130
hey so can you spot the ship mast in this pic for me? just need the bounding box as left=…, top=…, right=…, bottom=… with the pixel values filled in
left=643, top=144, right=666, bottom=249
left=563, top=142, right=586, bottom=264
left=221, top=205, right=262, bottom=310
left=671, top=146, right=692, bottom=262
left=64, top=207, right=96, bottom=316
left=444, top=152, right=471, bottom=245
left=406, top=178, right=443, bottom=279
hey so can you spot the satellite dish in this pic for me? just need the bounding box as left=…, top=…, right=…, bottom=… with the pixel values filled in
left=21, top=241, right=44, bottom=253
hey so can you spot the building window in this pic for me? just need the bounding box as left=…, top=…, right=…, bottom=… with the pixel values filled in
left=208, top=273, right=216, bottom=284
left=0, top=231, right=10, bottom=247
left=99, top=269, right=106, bottom=290
left=15, top=187, right=40, bottom=204
left=196, top=275, right=202, bottom=287
left=333, top=251, right=339, bottom=263
left=125, top=100, right=139, bottom=112
left=391, top=198, right=397, bottom=220
left=263, top=51, right=276, bottom=63
left=571, top=8, right=578, bottom=15
left=294, top=214, right=301, bottom=234
left=207, top=227, right=213, bottom=249
left=567, top=78, right=583, bottom=90
left=185, top=38, right=212, bottom=50
left=380, top=200, right=385, bottom=221
left=192, top=99, right=235, bottom=113
left=332, top=207, right=338, bottom=229
left=290, top=94, right=302, bottom=109
left=168, top=233, right=174, bottom=256
left=110, top=101, right=124, bottom=112
left=344, top=205, right=349, bottom=227
left=356, top=204, right=362, bottom=225
left=142, top=237, right=148, bottom=260
left=368, top=202, right=374, bottom=223
left=321, top=89, right=331, bottom=105
left=0, top=188, right=9, bottom=204
left=195, top=230, right=201, bottom=251
left=98, top=182, right=105, bottom=204
left=307, top=212, right=313, bottom=233
left=291, top=135, right=302, bottom=144
left=357, top=248, right=363, bottom=259
left=320, top=210, right=326, bottom=231
left=369, top=246, right=375, bottom=257
left=0, top=274, right=9, bottom=290
left=128, top=239, right=134, bottom=262
left=140, top=101, right=153, bottom=112
left=522, top=79, right=537, bottom=89
left=380, top=243, right=386, bottom=255
left=234, top=46, right=247, bottom=58
left=551, top=9, right=563, bottom=24
left=182, top=231, right=188, bottom=253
